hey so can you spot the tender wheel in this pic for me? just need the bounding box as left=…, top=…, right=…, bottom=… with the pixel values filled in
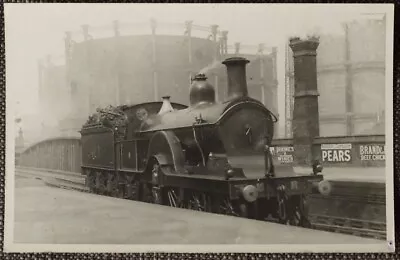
left=125, top=175, right=139, bottom=200
left=95, top=172, right=107, bottom=195
left=106, top=173, right=119, bottom=197
left=86, top=171, right=96, bottom=192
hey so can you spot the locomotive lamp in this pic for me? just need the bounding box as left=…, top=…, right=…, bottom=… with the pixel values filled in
left=312, top=160, right=323, bottom=175
left=225, top=168, right=235, bottom=180
left=313, top=180, right=332, bottom=196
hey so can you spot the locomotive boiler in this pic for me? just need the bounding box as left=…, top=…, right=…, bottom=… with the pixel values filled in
left=80, top=57, right=328, bottom=226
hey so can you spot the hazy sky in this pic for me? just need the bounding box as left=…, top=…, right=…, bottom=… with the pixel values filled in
left=4, top=3, right=390, bottom=122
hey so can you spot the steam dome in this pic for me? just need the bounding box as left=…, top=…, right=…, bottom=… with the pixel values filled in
left=189, top=74, right=216, bottom=106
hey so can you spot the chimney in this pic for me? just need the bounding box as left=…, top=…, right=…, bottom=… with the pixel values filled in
left=158, top=96, right=174, bottom=115
left=222, top=57, right=250, bottom=101
left=289, top=36, right=320, bottom=166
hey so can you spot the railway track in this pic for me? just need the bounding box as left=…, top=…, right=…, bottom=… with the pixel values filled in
left=15, top=166, right=387, bottom=240
left=308, top=214, right=386, bottom=240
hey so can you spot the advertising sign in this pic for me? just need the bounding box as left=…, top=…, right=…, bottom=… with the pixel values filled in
left=359, top=144, right=385, bottom=161
left=321, top=143, right=352, bottom=163
left=270, top=146, right=294, bottom=164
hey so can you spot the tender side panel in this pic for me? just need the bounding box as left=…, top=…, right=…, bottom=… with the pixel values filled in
left=115, top=142, right=122, bottom=170
left=120, top=140, right=137, bottom=170
left=81, top=130, right=115, bottom=169
left=117, top=139, right=150, bottom=172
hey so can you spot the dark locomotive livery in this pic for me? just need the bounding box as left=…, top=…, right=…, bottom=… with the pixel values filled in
left=80, top=57, right=328, bottom=226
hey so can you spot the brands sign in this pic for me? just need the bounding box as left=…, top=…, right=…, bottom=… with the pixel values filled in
left=321, top=143, right=352, bottom=163
left=270, top=146, right=294, bottom=164
left=359, top=144, right=385, bottom=161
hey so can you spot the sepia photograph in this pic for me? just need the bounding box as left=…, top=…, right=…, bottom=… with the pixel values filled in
left=3, top=3, right=395, bottom=253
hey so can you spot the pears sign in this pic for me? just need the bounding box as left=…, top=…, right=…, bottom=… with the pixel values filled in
left=321, top=143, right=352, bottom=163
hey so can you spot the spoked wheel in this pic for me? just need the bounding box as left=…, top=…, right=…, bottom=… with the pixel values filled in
left=86, top=172, right=96, bottom=193
left=151, top=161, right=161, bottom=185
left=187, top=192, right=208, bottom=212
left=166, top=188, right=183, bottom=208
left=151, top=186, right=163, bottom=205
left=218, top=197, right=240, bottom=217
left=288, top=206, right=302, bottom=226
left=276, top=195, right=310, bottom=227
left=141, top=183, right=163, bottom=204
left=289, top=195, right=311, bottom=228
left=95, top=172, right=107, bottom=195
left=276, top=197, right=290, bottom=225
left=106, top=173, right=119, bottom=197
left=149, top=159, right=164, bottom=205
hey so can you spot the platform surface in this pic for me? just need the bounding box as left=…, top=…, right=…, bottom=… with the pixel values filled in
left=319, top=167, right=385, bottom=183
left=288, top=166, right=385, bottom=183
left=12, top=176, right=383, bottom=245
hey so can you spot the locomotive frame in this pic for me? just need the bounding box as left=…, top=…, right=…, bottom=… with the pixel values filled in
left=80, top=57, right=328, bottom=227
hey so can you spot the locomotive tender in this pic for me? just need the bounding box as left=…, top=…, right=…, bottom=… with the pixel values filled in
left=80, top=57, right=328, bottom=226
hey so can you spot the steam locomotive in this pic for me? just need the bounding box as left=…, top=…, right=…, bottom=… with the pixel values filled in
left=80, top=57, right=328, bottom=227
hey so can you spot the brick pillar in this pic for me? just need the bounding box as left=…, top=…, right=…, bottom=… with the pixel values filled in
left=289, top=36, right=320, bottom=166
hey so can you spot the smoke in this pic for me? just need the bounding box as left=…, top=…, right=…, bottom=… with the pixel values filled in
left=198, top=60, right=224, bottom=75
left=198, top=55, right=260, bottom=75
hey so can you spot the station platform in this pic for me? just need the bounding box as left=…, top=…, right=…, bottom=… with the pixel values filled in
left=292, top=166, right=386, bottom=183
left=13, top=177, right=384, bottom=246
